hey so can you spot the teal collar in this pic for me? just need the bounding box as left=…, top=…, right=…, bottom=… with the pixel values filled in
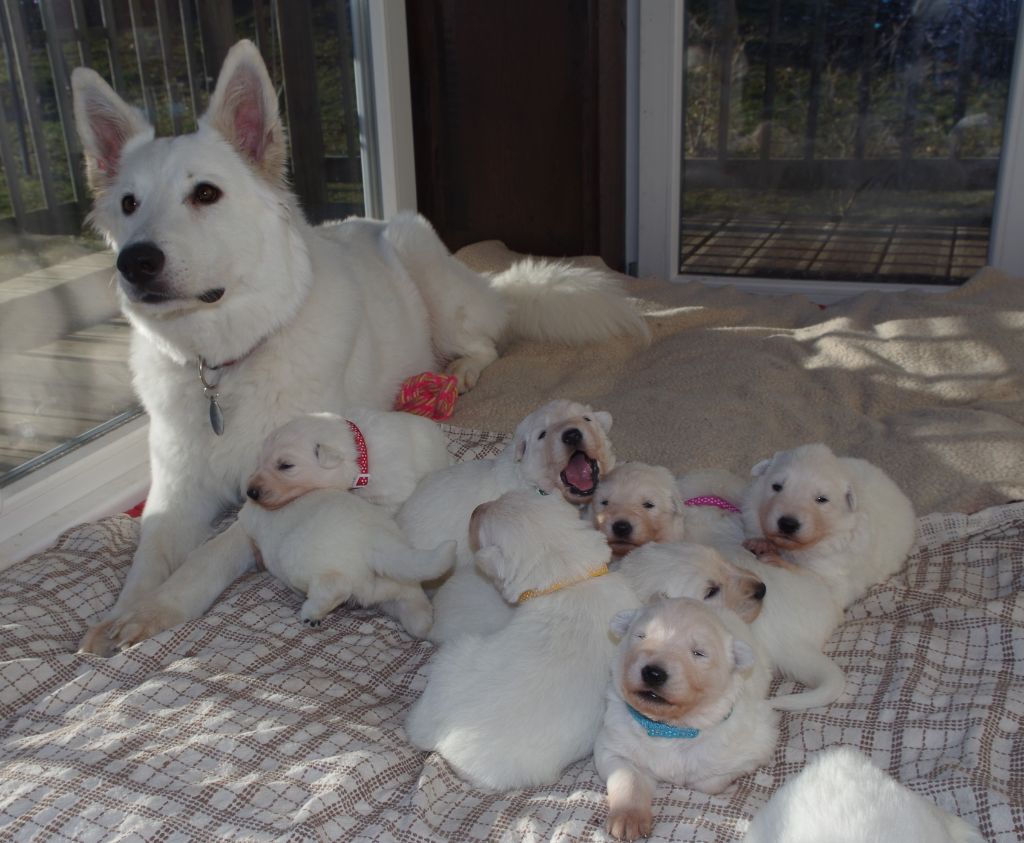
left=626, top=703, right=731, bottom=739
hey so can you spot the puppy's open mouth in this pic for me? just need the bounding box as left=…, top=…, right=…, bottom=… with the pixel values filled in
left=636, top=689, right=668, bottom=705
left=560, top=451, right=600, bottom=498
left=197, top=288, right=226, bottom=303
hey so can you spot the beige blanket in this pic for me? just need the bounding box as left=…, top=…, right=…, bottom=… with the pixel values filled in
left=452, top=243, right=1024, bottom=515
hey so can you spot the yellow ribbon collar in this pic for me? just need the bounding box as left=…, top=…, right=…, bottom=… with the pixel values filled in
left=516, top=565, right=610, bottom=604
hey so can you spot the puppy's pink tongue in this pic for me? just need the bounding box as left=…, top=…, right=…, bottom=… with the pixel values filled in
left=564, top=451, right=595, bottom=492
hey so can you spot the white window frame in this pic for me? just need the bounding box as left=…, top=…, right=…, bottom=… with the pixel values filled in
left=0, top=2, right=418, bottom=565
left=627, top=0, right=1024, bottom=302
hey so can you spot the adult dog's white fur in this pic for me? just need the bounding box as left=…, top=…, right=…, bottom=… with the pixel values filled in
left=405, top=489, right=639, bottom=791
left=604, top=462, right=846, bottom=710
left=238, top=488, right=454, bottom=637
left=397, top=399, right=617, bottom=642
left=71, top=41, right=646, bottom=655
left=742, top=746, right=984, bottom=843
left=595, top=597, right=777, bottom=841
left=741, top=443, right=917, bottom=609
left=244, top=409, right=451, bottom=515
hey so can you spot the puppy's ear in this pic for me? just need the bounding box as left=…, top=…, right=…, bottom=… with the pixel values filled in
left=845, top=485, right=857, bottom=512
left=730, top=638, right=756, bottom=672
left=750, top=453, right=778, bottom=477
left=71, top=68, right=153, bottom=194
left=314, top=442, right=344, bottom=469
left=593, top=411, right=613, bottom=434
left=475, top=545, right=512, bottom=585
left=202, top=40, right=285, bottom=185
left=513, top=435, right=527, bottom=463
left=609, top=608, right=639, bottom=638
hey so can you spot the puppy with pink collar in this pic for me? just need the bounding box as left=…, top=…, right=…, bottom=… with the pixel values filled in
left=595, top=597, right=777, bottom=841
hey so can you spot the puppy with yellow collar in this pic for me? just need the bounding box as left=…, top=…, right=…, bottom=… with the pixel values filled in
left=595, top=597, right=777, bottom=841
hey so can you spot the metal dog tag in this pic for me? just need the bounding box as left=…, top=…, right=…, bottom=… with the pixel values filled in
left=198, top=356, right=226, bottom=436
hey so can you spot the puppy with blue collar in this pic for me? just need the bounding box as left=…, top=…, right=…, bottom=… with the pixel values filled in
left=594, top=597, right=778, bottom=841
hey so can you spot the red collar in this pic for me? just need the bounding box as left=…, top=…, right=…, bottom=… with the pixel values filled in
left=346, top=420, right=370, bottom=488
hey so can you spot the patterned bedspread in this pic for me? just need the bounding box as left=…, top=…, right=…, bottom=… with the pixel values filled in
left=0, top=427, right=1021, bottom=842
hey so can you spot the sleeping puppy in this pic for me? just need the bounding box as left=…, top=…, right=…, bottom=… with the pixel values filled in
left=405, top=489, right=639, bottom=791
left=240, top=488, right=455, bottom=637
left=397, top=399, right=616, bottom=642
left=741, top=443, right=917, bottom=609
left=602, top=462, right=845, bottom=710
left=743, top=746, right=984, bottom=843
left=595, top=597, right=777, bottom=841
left=245, top=409, right=452, bottom=515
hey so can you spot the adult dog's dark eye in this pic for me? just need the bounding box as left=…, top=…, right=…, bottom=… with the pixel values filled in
left=771, top=482, right=783, bottom=492
left=642, top=501, right=655, bottom=510
left=816, top=495, right=829, bottom=504
left=277, top=462, right=294, bottom=471
left=704, top=584, right=720, bottom=599
left=192, top=182, right=222, bottom=205
left=537, top=431, right=546, bottom=440
left=121, top=194, right=138, bottom=215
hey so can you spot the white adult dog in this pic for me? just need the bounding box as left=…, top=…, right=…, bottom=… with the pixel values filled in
left=742, top=746, right=983, bottom=843
left=595, top=597, right=777, bottom=841
left=71, top=41, right=647, bottom=655
left=398, top=398, right=616, bottom=642
left=601, top=462, right=846, bottom=710
left=239, top=489, right=454, bottom=638
left=405, top=489, right=639, bottom=791
left=741, top=443, right=917, bottom=609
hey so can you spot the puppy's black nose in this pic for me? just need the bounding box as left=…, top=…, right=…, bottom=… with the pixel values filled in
left=753, top=581, right=767, bottom=600
left=777, top=515, right=800, bottom=535
left=117, top=242, right=165, bottom=288
left=641, top=664, right=668, bottom=687
left=246, top=486, right=260, bottom=501
left=561, top=427, right=582, bottom=448
left=612, top=520, right=633, bottom=539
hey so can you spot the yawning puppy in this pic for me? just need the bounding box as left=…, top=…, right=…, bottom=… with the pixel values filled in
left=595, top=597, right=777, bottom=841
left=245, top=409, right=452, bottom=515
left=741, top=443, right=917, bottom=608
left=397, top=399, right=616, bottom=642
left=405, top=489, right=639, bottom=790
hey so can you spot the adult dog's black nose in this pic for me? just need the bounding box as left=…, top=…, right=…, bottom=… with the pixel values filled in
left=612, top=520, right=633, bottom=539
left=246, top=486, right=261, bottom=501
left=641, top=664, right=667, bottom=686
left=561, top=427, right=582, bottom=448
left=117, top=242, right=165, bottom=288
left=753, top=581, right=767, bottom=601
left=777, top=515, right=800, bottom=535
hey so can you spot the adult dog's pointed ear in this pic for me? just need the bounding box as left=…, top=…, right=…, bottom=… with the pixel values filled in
left=71, top=68, right=152, bottom=195
left=202, top=40, right=285, bottom=185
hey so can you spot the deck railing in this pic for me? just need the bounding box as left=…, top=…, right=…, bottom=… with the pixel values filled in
left=0, top=0, right=363, bottom=237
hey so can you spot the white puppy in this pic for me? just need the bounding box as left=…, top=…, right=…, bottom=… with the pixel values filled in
left=603, top=462, right=846, bottom=710
left=398, top=399, right=616, bottom=641
left=239, top=488, right=453, bottom=637
left=244, top=409, right=451, bottom=515
left=742, top=746, right=984, bottom=843
left=741, top=443, right=917, bottom=609
left=405, top=489, right=639, bottom=791
left=595, top=597, right=777, bottom=841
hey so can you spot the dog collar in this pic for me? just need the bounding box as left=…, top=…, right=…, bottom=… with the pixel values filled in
left=346, top=419, right=370, bottom=488
left=626, top=703, right=732, bottom=739
left=684, top=495, right=741, bottom=514
left=516, top=564, right=609, bottom=604
left=196, top=341, right=266, bottom=436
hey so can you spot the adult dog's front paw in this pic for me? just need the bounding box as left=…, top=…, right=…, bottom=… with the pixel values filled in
left=78, top=602, right=185, bottom=656
left=607, top=805, right=653, bottom=841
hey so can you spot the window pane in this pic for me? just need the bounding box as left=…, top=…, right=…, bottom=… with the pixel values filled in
left=0, top=0, right=365, bottom=487
left=680, top=0, right=1020, bottom=284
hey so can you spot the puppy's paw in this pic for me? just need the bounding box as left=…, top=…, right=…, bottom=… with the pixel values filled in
left=607, top=805, right=653, bottom=841
left=395, top=599, right=433, bottom=639
left=758, top=552, right=801, bottom=572
left=299, top=600, right=326, bottom=627
left=743, top=537, right=779, bottom=557
left=79, top=602, right=185, bottom=656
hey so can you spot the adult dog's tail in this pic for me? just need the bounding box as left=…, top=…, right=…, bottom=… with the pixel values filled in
left=769, top=648, right=846, bottom=711
left=489, top=257, right=651, bottom=346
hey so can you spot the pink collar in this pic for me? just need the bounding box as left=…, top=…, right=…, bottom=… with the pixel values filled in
left=346, top=420, right=370, bottom=488
left=684, top=495, right=741, bottom=514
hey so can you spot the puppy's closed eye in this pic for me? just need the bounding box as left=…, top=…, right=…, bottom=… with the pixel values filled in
left=704, top=583, right=720, bottom=600
left=771, top=482, right=783, bottom=492
left=815, top=495, right=829, bottom=504
left=277, top=461, right=294, bottom=471
left=642, top=501, right=655, bottom=510
left=691, top=649, right=707, bottom=659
